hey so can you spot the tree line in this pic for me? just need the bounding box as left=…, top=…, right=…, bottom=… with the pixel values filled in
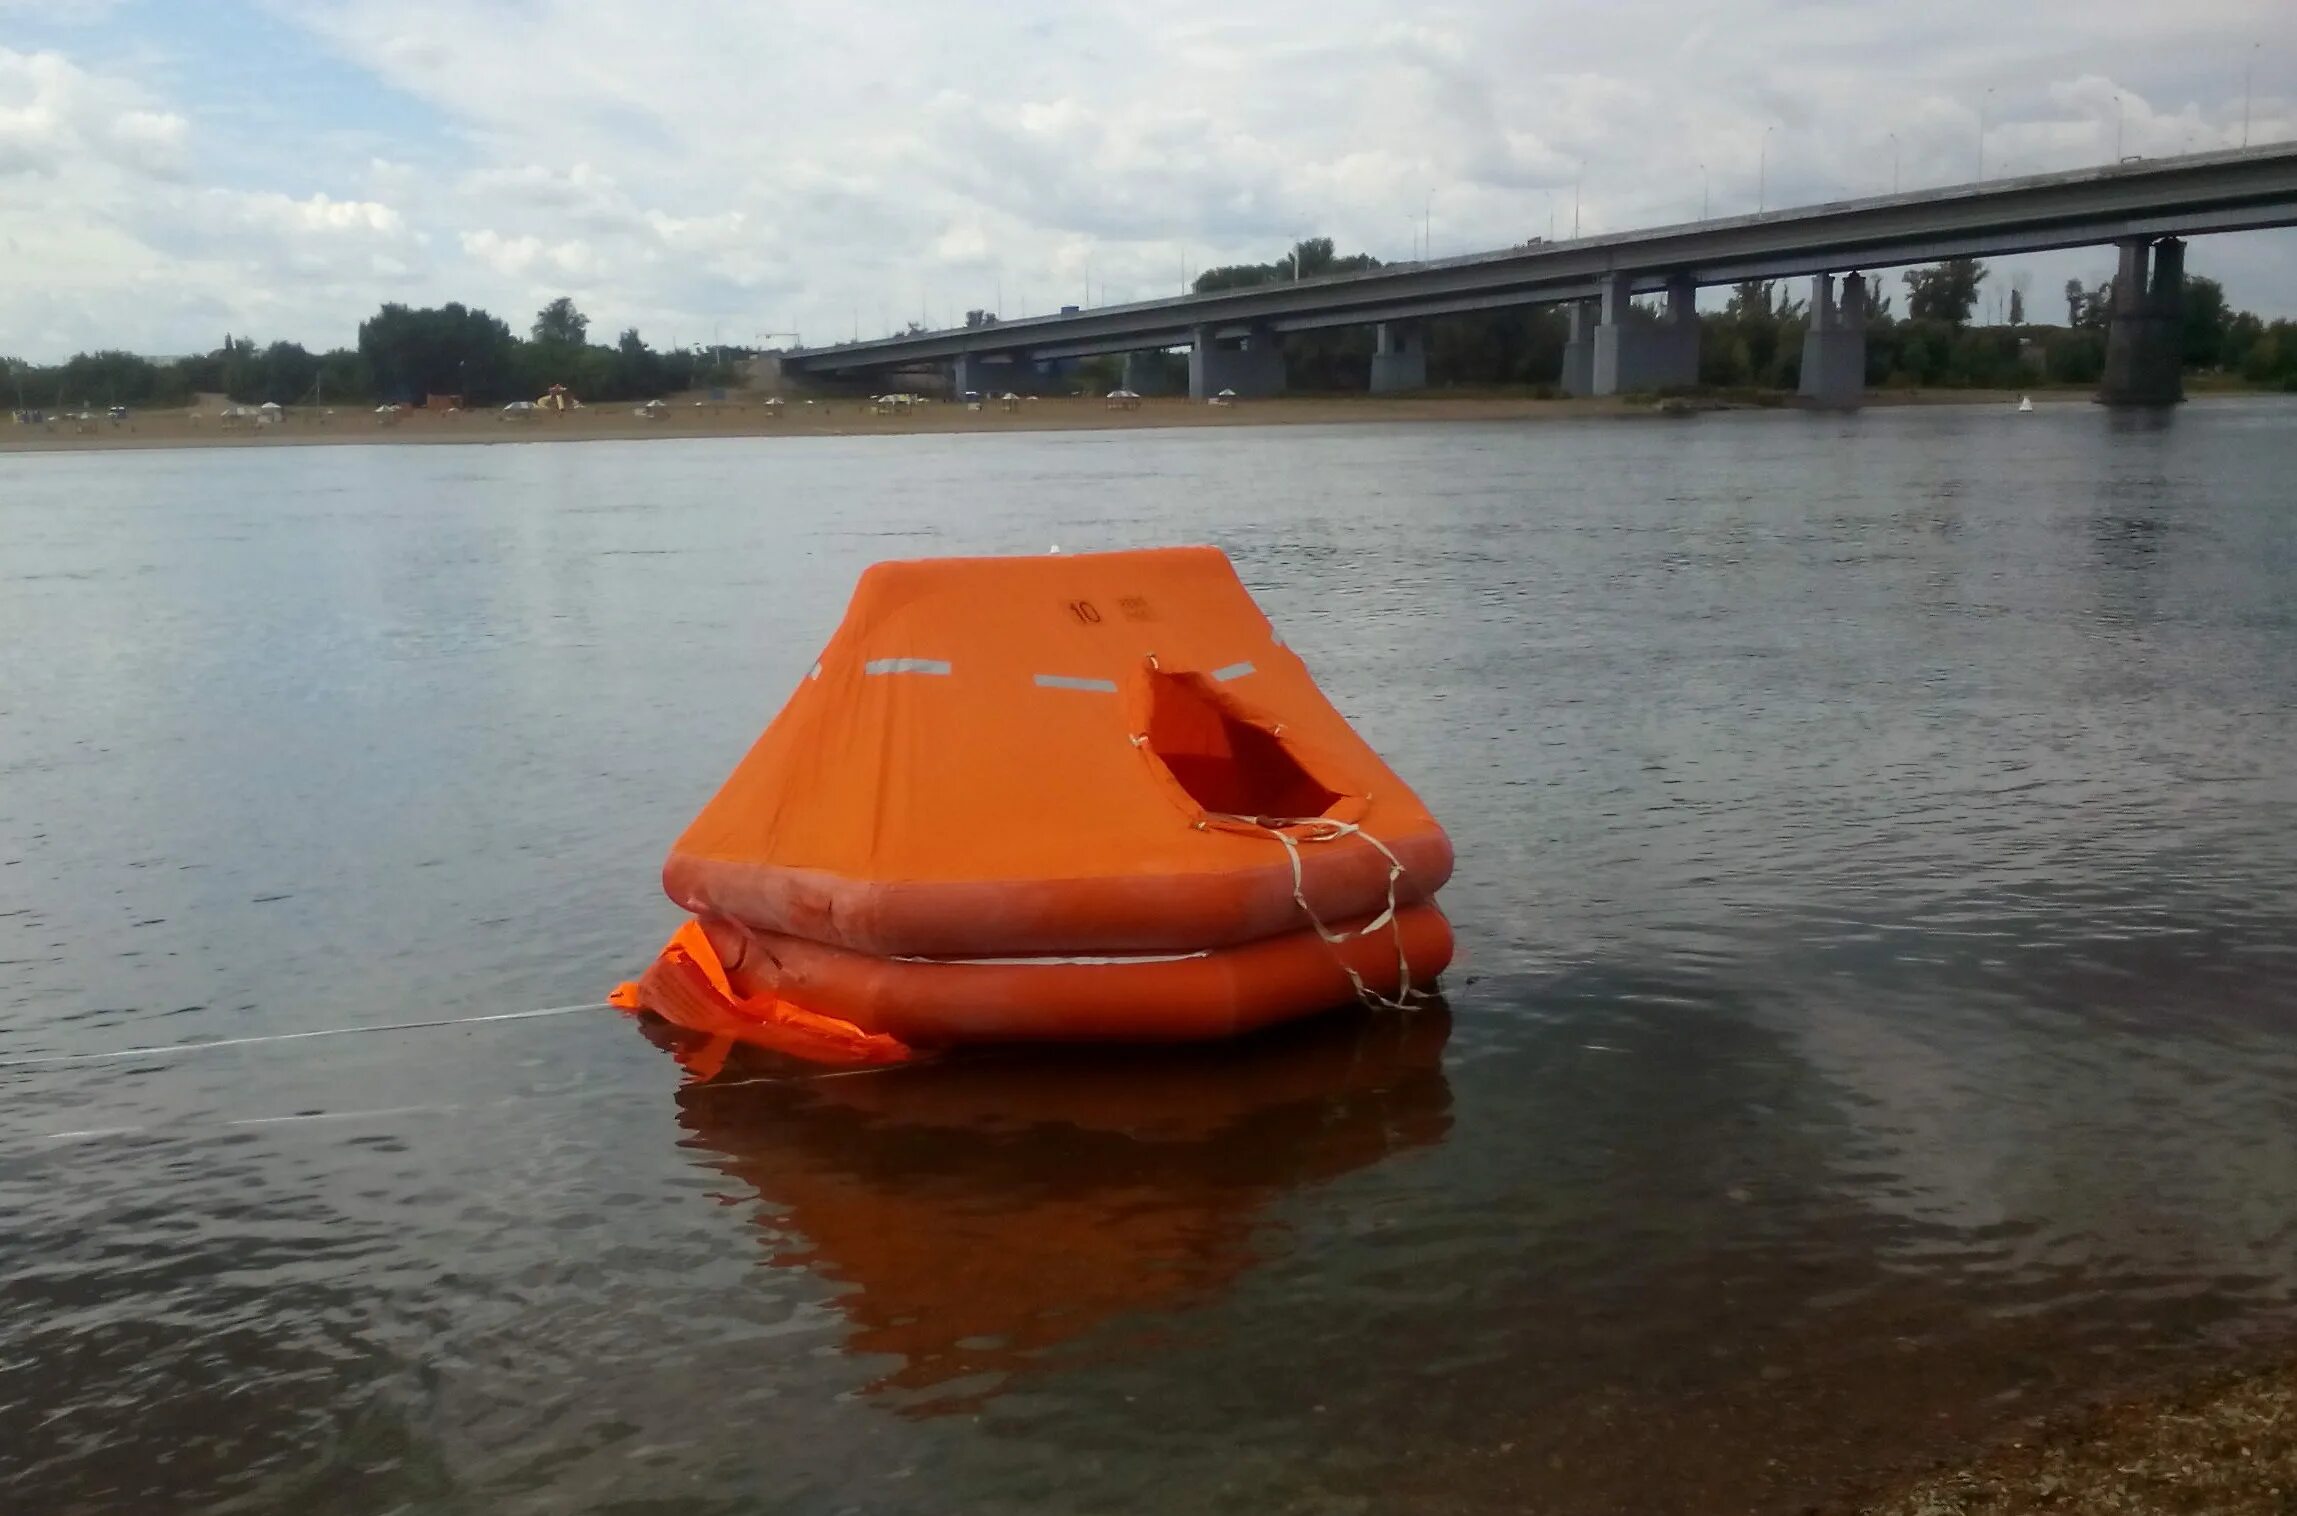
left=12, top=254, right=2297, bottom=408
left=3, top=297, right=743, bottom=410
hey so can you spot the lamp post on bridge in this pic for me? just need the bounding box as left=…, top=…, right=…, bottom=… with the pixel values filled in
left=2115, top=93, right=2124, bottom=161
left=1978, top=87, right=1994, bottom=181
left=1757, top=126, right=1773, bottom=212
left=2244, top=42, right=2260, bottom=148
left=1888, top=133, right=1899, bottom=194
left=1699, top=161, right=1708, bottom=220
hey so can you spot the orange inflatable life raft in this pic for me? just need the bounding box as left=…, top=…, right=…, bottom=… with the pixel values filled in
left=613, top=545, right=1454, bottom=1065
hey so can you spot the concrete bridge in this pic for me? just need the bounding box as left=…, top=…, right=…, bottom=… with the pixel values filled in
left=780, top=144, right=2297, bottom=407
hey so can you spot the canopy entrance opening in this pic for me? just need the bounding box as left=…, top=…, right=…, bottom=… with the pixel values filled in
left=1143, top=669, right=1340, bottom=820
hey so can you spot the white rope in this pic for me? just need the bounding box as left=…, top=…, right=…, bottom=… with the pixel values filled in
left=0, top=1001, right=612, bottom=1070
left=1203, top=811, right=1434, bottom=1014
left=26, top=1057, right=919, bottom=1146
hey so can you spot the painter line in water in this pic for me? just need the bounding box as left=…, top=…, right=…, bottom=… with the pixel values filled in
left=0, top=1002, right=613, bottom=1070
left=26, top=1060, right=916, bottom=1147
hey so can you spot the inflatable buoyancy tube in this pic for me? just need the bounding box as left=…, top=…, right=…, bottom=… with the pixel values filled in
left=614, top=546, right=1456, bottom=1065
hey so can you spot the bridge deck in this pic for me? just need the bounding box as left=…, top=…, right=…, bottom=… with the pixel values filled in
left=784, top=144, right=2297, bottom=373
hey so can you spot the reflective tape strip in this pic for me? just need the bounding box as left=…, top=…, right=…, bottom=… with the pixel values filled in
left=1212, top=660, right=1257, bottom=681
left=1033, top=673, right=1118, bottom=693
left=808, top=661, right=822, bottom=680
left=864, top=658, right=951, bottom=676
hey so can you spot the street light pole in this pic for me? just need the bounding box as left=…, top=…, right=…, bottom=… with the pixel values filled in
left=2115, top=93, right=2124, bottom=160
left=1699, top=161, right=1708, bottom=219
left=2244, top=42, right=2259, bottom=148
left=1978, top=88, right=1993, bottom=180
left=1889, top=132, right=1899, bottom=193
left=1573, top=166, right=1583, bottom=237
left=1758, top=126, right=1773, bottom=212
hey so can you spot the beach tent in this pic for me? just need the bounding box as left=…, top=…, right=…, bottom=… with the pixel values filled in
left=612, top=546, right=1453, bottom=1064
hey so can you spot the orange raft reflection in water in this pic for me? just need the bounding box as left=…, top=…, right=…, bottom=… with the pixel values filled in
left=650, top=1004, right=1453, bottom=1413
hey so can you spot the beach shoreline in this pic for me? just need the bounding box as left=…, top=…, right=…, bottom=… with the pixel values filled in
left=0, top=387, right=2129, bottom=457
left=1853, top=1347, right=2297, bottom=1515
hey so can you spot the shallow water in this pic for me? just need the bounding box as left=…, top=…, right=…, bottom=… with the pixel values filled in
left=4, top=401, right=2296, bottom=1514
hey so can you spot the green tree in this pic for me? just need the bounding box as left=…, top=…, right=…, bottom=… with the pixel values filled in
left=2180, top=275, right=2230, bottom=368
left=2068, top=280, right=2113, bottom=331
left=251, top=341, right=319, bottom=403
left=1194, top=238, right=1379, bottom=294
left=607, top=327, right=667, bottom=398
left=532, top=296, right=589, bottom=346
left=1902, top=259, right=1986, bottom=326
left=358, top=302, right=518, bottom=403
left=2047, top=329, right=2107, bottom=383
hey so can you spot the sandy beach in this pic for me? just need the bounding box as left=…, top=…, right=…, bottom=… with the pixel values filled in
left=1857, top=1351, right=2297, bottom=1515
left=0, top=388, right=2099, bottom=456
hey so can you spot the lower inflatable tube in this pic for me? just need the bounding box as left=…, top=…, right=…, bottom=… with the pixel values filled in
left=700, top=905, right=1455, bottom=1048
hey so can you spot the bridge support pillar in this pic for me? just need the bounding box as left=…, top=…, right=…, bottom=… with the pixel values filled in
left=1797, top=272, right=1868, bottom=409
left=1369, top=321, right=1427, bottom=393
left=952, top=353, right=1039, bottom=398
left=1592, top=273, right=1699, bottom=396
left=1121, top=351, right=1172, bottom=396
left=1560, top=301, right=1596, bottom=397
left=2099, top=237, right=2184, bottom=407
left=1189, top=325, right=1286, bottom=401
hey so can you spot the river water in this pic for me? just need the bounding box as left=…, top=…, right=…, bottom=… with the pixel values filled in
left=4, top=401, right=2296, bottom=1514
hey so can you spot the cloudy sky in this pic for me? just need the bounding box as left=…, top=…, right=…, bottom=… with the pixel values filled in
left=3, top=0, right=2293, bottom=362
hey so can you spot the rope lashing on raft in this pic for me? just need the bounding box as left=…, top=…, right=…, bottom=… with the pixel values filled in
left=1203, top=812, right=1435, bottom=1015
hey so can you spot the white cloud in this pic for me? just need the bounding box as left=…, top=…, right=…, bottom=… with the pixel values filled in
left=0, top=49, right=194, bottom=181
left=461, top=228, right=606, bottom=281
left=4, top=3, right=2296, bottom=359
left=103, top=108, right=187, bottom=177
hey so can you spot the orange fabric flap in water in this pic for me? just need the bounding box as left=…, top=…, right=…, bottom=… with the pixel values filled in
left=614, top=921, right=914, bottom=1067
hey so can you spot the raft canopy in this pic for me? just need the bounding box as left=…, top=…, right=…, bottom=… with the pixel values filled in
left=663, top=545, right=1451, bottom=959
